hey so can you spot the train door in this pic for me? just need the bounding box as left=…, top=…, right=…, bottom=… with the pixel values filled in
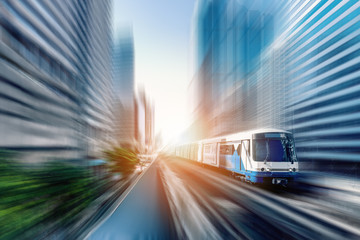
left=241, top=140, right=250, bottom=171
left=190, top=144, right=194, bottom=160
left=235, top=143, right=241, bottom=172
left=193, top=144, right=198, bottom=161
left=219, top=143, right=234, bottom=170
left=203, top=143, right=217, bottom=166
left=203, top=144, right=209, bottom=164
left=216, top=143, right=220, bottom=167
left=198, top=143, right=203, bottom=162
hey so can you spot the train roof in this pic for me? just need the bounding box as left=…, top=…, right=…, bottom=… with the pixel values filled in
left=175, top=128, right=292, bottom=146
left=201, top=128, right=292, bottom=143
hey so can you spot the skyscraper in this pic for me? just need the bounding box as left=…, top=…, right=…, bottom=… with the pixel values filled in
left=134, top=88, right=154, bottom=154
left=112, top=26, right=136, bottom=146
left=0, top=0, right=113, bottom=162
left=112, top=26, right=134, bottom=104
left=192, top=0, right=360, bottom=173
left=191, top=0, right=282, bottom=139
left=281, top=1, right=360, bottom=170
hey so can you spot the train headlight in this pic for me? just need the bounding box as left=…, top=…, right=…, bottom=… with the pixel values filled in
left=289, top=168, right=293, bottom=172
left=266, top=168, right=271, bottom=172
left=293, top=168, right=296, bottom=172
left=261, top=168, right=265, bottom=172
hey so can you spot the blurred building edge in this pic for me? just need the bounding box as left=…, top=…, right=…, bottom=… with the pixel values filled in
left=190, top=0, right=283, bottom=141
left=112, top=25, right=134, bottom=106
left=113, top=100, right=136, bottom=149
left=191, top=0, right=360, bottom=175
left=112, top=26, right=136, bottom=150
left=135, top=88, right=154, bottom=154
left=112, top=90, right=154, bottom=154
left=281, top=1, right=360, bottom=173
left=0, top=0, right=114, bottom=163
left=111, top=26, right=154, bottom=154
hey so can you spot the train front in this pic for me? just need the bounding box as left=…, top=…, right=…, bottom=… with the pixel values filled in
left=248, top=132, right=299, bottom=185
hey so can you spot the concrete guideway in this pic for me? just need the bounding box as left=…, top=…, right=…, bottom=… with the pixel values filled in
left=158, top=156, right=360, bottom=240
left=85, top=155, right=360, bottom=239
left=86, top=159, right=175, bottom=240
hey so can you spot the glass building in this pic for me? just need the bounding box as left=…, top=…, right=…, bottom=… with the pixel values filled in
left=112, top=26, right=136, bottom=146
left=281, top=1, right=360, bottom=171
left=0, top=0, right=113, bottom=162
left=192, top=0, right=360, bottom=173
left=191, top=0, right=285, bottom=138
left=112, top=26, right=134, bottom=105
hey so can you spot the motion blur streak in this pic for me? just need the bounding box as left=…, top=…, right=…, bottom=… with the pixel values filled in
left=86, top=159, right=174, bottom=240
left=159, top=161, right=221, bottom=239
left=188, top=0, right=360, bottom=175
left=158, top=156, right=360, bottom=240
left=1, top=0, right=360, bottom=239
left=0, top=0, right=113, bottom=161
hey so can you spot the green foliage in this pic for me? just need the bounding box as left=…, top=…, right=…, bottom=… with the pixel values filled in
left=104, top=147, right=139, bottom=176
left=0, top=150, right=104, bottom=240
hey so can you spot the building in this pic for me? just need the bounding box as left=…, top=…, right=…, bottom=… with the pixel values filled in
left=280, top=1, right=360, bottom=171
left=134, top=89, right=154, bottom=154
left=111, top=26, right=136, bottom=147
left=113, top=100, right=136, bottom=147
left=191, top=0, right=284, bottom=139
left=111, top=26, right=154, bottom=153
left=112, top=26, right=134, bottom=105
left=192, top=0, right=360, bottom=173
left=0, top=0, right=113, bottom=162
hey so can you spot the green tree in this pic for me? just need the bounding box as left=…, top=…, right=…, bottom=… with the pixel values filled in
left=0, top=150, right=102, bottom=240
left=104, top=147, right=139, bottom=177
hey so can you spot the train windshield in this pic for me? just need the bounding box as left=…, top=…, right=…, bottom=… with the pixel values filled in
left=252, top=133, right=296, bottom=162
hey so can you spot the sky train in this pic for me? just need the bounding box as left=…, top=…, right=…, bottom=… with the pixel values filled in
left=174, top=129, right=299, bottom=185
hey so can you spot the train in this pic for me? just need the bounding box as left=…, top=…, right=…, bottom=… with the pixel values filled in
left=173, top=129, right=299, bottom=185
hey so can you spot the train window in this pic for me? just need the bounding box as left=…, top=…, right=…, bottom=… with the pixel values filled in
left=220, top=145, right=234, bottom=155
left=204, top=145, right=211, bottom=153
left=189, top=145, right=192, bottom=159
left=220, top=145, right=225, bottom=154
left=229, top=145, right=235, bottom=155
left=236, top=144, right=241, bottom=156
left=243, top=140, right=250, bottom=153
left=241, top=140, right=250, bottom=160
left=194, top=145, right=198, bottom=156
left=191, top=144, right=195, bottom=159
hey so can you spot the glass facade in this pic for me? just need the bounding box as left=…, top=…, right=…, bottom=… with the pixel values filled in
left=191, top=0, right=285, bottom=137
left=192, top=0, right=360, bottom=172
left=112, top=27, right=134, bottom=104
left=0, top=0, right=113, bottom=162
left=282, top=1, right=360, bottom=169
left=112, top=27, right=136, bottom=146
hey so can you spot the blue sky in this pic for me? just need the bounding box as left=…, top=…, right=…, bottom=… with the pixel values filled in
left=112, top=0, right=196, bottom=143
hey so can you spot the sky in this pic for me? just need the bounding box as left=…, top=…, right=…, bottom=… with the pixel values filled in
left=112, top=0, right=196, bottom=144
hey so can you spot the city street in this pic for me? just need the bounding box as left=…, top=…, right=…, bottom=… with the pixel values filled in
left=1, top=1, right=360, bottom=239
left=86, top=156, right=360, bottom=239
left=86, top=160, right=175, bottom=240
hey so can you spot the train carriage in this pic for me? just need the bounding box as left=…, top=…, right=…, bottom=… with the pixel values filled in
left=174, top=129, right=299, bottom=185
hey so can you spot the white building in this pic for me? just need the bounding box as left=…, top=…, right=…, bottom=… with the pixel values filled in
left=0, top=0, right=113, bottom=162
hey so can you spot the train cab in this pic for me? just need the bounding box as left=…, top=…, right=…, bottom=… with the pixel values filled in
left=173, top=129, right=299, bottom=185
left=248, top=131, right=299, bottom=184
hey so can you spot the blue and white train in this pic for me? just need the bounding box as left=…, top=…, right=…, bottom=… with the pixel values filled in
left=174, top=129, right=299, bottom=185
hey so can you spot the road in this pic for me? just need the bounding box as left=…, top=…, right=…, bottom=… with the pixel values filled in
left=159, top=156, right=360, bottom=240
left=86, top=160, right=175, bottom=240
left=86, top=155, right=360, bottom=239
